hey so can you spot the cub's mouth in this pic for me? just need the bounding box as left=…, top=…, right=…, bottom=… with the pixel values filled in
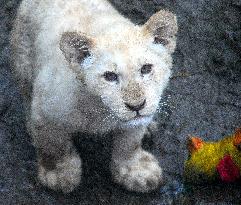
left=121, top=114, right=153, bottom=128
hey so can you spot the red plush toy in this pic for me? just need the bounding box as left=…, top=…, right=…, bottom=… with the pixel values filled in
left=184, top=127, right=241, bottom=183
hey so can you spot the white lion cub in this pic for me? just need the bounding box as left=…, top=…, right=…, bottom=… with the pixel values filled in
left=11, top=0, right=177, bottom=193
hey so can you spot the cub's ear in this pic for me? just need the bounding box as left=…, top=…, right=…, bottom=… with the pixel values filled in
left=187, top=136, right=204, bottom=154
left=143, top=10, right=178, bottom=53
left=60, top=32, right=93, bottom=65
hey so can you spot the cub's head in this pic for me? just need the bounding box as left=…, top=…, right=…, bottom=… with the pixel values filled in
left=60, top=10, right=177, bottom=127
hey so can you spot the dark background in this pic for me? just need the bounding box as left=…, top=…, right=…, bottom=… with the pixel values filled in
left=0, top=0, right=241, bottom=204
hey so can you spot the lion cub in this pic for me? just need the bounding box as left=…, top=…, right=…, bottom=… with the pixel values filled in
left=11, top=0, right=177, bottom=193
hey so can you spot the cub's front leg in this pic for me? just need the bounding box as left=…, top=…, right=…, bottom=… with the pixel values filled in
left=111, top=125, right=163, bottom=192
left=29, top=109, right=82, bottom=193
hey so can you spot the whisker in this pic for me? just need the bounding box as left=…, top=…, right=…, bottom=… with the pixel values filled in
left=156, top=94, right=175, bottom=117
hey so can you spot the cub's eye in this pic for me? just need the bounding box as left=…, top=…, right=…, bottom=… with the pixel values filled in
left=103, top=71, right=118, bottom=82
left=141, top=64, right=153, bottom=75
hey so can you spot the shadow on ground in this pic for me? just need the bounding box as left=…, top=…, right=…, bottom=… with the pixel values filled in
left=0, top=0, right=241, bottom=204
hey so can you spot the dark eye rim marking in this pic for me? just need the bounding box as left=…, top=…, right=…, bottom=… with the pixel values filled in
left=141, top=64, right=153, bottom=75
left=103, top=71, right=119, bottom=82
left=154, top=36, right=169, bottom=45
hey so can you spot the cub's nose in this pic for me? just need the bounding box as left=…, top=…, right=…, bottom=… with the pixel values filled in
left=125, top=99, right=146, bottom=112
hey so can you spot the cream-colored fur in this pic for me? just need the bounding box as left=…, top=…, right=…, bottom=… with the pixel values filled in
left=11, top=0, right=177, bottom=193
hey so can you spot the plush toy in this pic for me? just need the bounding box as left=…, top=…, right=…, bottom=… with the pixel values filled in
left=184, top=128, right=241, bottom=184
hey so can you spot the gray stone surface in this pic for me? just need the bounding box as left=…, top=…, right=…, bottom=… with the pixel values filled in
left=0, top=0, right=241, bottom=204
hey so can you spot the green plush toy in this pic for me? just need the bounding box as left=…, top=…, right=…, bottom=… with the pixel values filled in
left=184, top=127, right=241, bottom=184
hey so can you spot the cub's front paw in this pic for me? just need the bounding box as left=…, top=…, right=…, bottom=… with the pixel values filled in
left=38, top=153, right=82, bottom=193
left=112, top=151, right=163, bottom=193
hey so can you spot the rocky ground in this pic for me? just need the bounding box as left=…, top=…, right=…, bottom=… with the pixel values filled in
left=0, top=0, right=241, bottom=204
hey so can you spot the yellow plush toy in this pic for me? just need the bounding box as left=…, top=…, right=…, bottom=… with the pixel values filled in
left=184, top=128, right=241, bottom=184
